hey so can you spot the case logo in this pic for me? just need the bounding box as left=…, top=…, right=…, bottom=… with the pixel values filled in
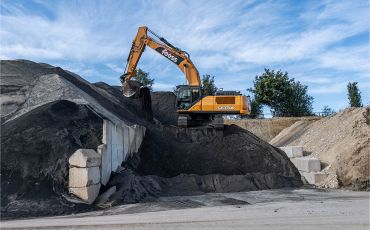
left=155, top=47, right=184, bottom=65
left=217, top=106, right=235, bottom=110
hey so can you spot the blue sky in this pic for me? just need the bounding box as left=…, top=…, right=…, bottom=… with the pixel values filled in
left=1, top=0, right=369, bottom=112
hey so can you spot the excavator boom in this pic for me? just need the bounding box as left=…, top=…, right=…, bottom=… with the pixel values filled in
left=123, top=26, right=200, bottom=97
left=122, top=26, right=250, bottom=127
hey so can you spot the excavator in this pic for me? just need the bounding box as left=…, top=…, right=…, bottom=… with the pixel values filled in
left=122, top=26, right=250, bottom=128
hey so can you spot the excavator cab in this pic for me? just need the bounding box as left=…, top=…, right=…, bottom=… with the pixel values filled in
left=176, top=85, right=201, bottom=110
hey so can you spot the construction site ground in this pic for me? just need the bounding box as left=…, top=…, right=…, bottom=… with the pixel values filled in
left=2, top=188, right=369, bottom=230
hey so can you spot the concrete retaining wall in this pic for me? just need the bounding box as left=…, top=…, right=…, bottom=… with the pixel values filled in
left=99, top=120, right=146, bottom=185
left=69, top=119, right=146, bottom=203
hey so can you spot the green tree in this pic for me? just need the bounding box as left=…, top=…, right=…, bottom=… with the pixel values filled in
left=322, top=105, right=336, bottom=116
left=248, top=69, right=313, bottom=117
left=249, top=98, right=262, bottom=118
left=201, top=74, right=217, bottom=96
left=120, top=68, right=154, bottom=90
left=347, top=82, right=362, bottom=107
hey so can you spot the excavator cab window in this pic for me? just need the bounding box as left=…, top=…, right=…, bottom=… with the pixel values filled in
left=176, top=86, right=201, bottom=110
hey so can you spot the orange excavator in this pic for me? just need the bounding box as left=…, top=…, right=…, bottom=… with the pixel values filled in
left=122, top=26, right=250, bottom=128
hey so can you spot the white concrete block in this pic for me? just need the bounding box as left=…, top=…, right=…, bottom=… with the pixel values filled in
left=116, top=126, right=124, bottom=166
left=291, top=157, right=321, bottom=172
left=279, top=146, right=303, bottom=158
left=128, top=126, right=136, bottom=155
left=69, top=183, right=101, bottom=204
left=68, top=149, right=101, bottom=167
left=111, top=125, right=120, bottom=172
left=123, top=126, right=130, bottom=160
left=301, top=172, right=329, bottom=185
left=97, top=144, right=111, bottom=186
left=69, top=166, right=100, bottom=187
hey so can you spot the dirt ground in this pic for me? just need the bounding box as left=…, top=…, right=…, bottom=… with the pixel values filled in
left=2, top=188, right=369, bottom=230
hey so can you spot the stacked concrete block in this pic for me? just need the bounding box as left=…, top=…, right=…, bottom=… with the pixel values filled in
left=69, top=149, right=101, bottom=204
left=290, top=157, right=321, bottom=172
left=279, top=146, right=303, bottom=158
left=279, top=145, right=332, bottom=186
left=68, top=120, right=146, bottom=204
left=301, top=172, right=330, bottom=184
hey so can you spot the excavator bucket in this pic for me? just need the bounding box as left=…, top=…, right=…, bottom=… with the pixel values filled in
left=122, top=80, right=142, bottom=98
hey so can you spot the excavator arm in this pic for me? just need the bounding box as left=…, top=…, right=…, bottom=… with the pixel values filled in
left=122, top=26, right=200, bottom=97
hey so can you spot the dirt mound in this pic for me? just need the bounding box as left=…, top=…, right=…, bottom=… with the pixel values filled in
left=1, top=60, right=148, bottom=125
left=1, top=60, right=149, bottom=218
left=150, top=92, right=178, bottom=125
left=225, top=117, right=320, bottom=142
left=1, top=100, right=103, bottom=218
left=105, top=124, right=302, bottom=205
left=270, top=107, right=370, bottom=190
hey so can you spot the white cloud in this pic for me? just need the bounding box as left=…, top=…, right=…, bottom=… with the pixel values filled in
left=106, top=63, right=122, bottom=73
left=0, top=0, right=368, bottom=110
left=152, top=82, right=174, bottom=91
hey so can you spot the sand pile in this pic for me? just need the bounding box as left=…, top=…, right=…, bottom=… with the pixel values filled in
left=270, top=107, right=370, bottom=190
left=225, top=117, right=320, bottom=142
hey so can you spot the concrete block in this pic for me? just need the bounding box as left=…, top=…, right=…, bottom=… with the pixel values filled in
left=128, top=126, right=136, bottom=155
left=68, top=149, right=101, bottom=167
left=123, top=126, right=130, bottom=160
left=301, top=172, right=329, bottom=185
left=69, top=183, right=101, bottom=204
left=97, top=144, right=111, bottom=186
left=116, top=126, right=124, bottom=167
left=69, top=166, right=100, bottom=187
left=279, top=146, right=303, bottom=158
left=111, top=125, right=120, bottom=172
left=290, top=157, right=320, bottom=172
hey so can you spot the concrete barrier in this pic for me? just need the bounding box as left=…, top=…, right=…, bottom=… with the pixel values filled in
left=279, top=146, right=303, bottom=158
left=68, top=149, right=101, bottom=167
left=69, top=120, right=146, bottom=204
left=290, top=157, right=320, bottom=172
left=69, top=167, right=100, bottom=187
left=69, top=149, right=101, bottom=204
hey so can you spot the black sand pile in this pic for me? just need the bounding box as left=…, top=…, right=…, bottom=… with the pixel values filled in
left=150, top=92, right=177, bottom=125
left=1, top=100, right=102, bottom=218
left=0, top=60, right=148, bottom=218
left=1, top=60, right=302, bottom=218
left=105, top=124, right=302, bottom=205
